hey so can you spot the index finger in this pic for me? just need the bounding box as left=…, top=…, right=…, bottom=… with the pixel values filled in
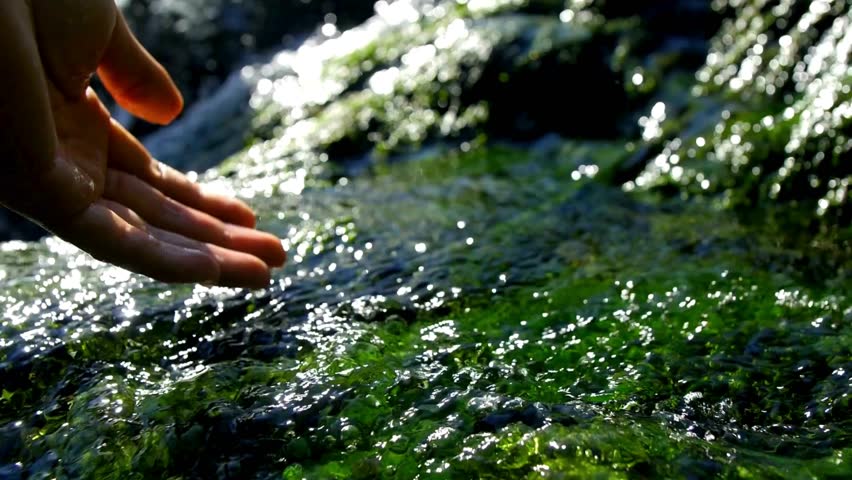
left=97, top=10, right=183, bottom=125
left=107, top=119, right=258, bottom=228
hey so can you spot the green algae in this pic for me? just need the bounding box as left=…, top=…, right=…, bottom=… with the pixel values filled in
left=630, top=0, right=852, bottom=225
left=1, top=0, right=851, bottom=479
left=2, top=140, right=848, bottom=478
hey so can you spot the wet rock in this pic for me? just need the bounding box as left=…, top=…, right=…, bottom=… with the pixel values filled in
left=0, top=464, right=22, bottom=480
left=0, top=426, right=22, bottom=463
left=519, top=403, right=547, bottom=428
left=216, top=458, right=243, bottom=480
left=285, top=438, right=311, bottom=461
left=118, top=1, right=377, bottom=134
left=474, top=404, right=547, bottom=432
left=0, top=2, right=850, bottom=479
left=551, top=403, right=598, bottom=422
left=248, top=328, right=275, bottom=345
left=680, top=457, right=724, bottom=480
left=472, top=401, right=596, bottom=433
left=197, top=336, right=246, bottom=362
left=247, top=341, right=298, bottom=360
left=744, top=328, right=777, bottom=357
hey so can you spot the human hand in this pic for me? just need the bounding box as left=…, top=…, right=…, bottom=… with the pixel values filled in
left=0, top=0, right=286, bottom=288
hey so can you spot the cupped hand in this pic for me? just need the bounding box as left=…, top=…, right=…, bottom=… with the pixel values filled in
left=0, top=0, right=286, bottom=288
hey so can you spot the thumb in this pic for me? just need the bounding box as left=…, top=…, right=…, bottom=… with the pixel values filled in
left=97, top=12, right=184, bottom=125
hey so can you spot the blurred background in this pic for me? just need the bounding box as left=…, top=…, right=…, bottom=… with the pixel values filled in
left=113, top=0, right=377, bottom=136
left=1, top=1, right=847, bottom=241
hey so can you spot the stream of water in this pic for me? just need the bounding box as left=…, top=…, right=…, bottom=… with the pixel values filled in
left=0, top=1, right=849, bottom=478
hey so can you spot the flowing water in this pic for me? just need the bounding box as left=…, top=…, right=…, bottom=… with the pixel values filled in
left=1, top=1, right=850, bottom=479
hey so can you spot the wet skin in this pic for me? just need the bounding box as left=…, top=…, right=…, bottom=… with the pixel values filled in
left=0, top=0, right=286, bottom=288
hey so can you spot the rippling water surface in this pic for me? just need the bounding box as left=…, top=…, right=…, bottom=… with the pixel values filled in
left=1, top=1, right=850, bottom=478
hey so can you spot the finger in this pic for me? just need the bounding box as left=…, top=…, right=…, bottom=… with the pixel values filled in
left=106, top=118, right=160, bottom=179
left=52, top=202, right=220, bottom=284
left=0, top=1, right=57, bottom=175
left=101, top=200, right=272, bottom=288
left=155, top=232, right=272, bottom=289
left=103, top=170, right=287, bottom=267
left=30, top=0, right=115, bottom=100
left=97, top=11, right=183, bottom=124
left=107, top=120, right=257, bottom=227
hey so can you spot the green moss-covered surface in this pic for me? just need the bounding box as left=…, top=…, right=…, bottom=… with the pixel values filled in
left=1, top=1, right=850, bottom=479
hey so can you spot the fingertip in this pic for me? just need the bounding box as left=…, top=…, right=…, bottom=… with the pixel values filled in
left=228, top=204, right=257, bottom=229
left=257, top=232, right=287, bottom=267
left=208, top=247, right=272, bottom=289
left=98, top=13, right=184, bottom=125
left=220, top=259, right=271, bottom=289
left=119, top=72, right=183, bottom=125
left=148, top=96, right=183, bottom=126
left=270, top=239, right=288, bottom=267
left=223, top=226, right=288, bottom=267
left=151, top=80, right=184, bottom=125
left=218, top=197, right=256, bottom=228
left=239, top=209, right=257, bottom=229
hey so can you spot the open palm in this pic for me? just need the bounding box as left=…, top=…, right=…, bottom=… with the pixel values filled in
left=0, top=0, right=285, bottom=288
